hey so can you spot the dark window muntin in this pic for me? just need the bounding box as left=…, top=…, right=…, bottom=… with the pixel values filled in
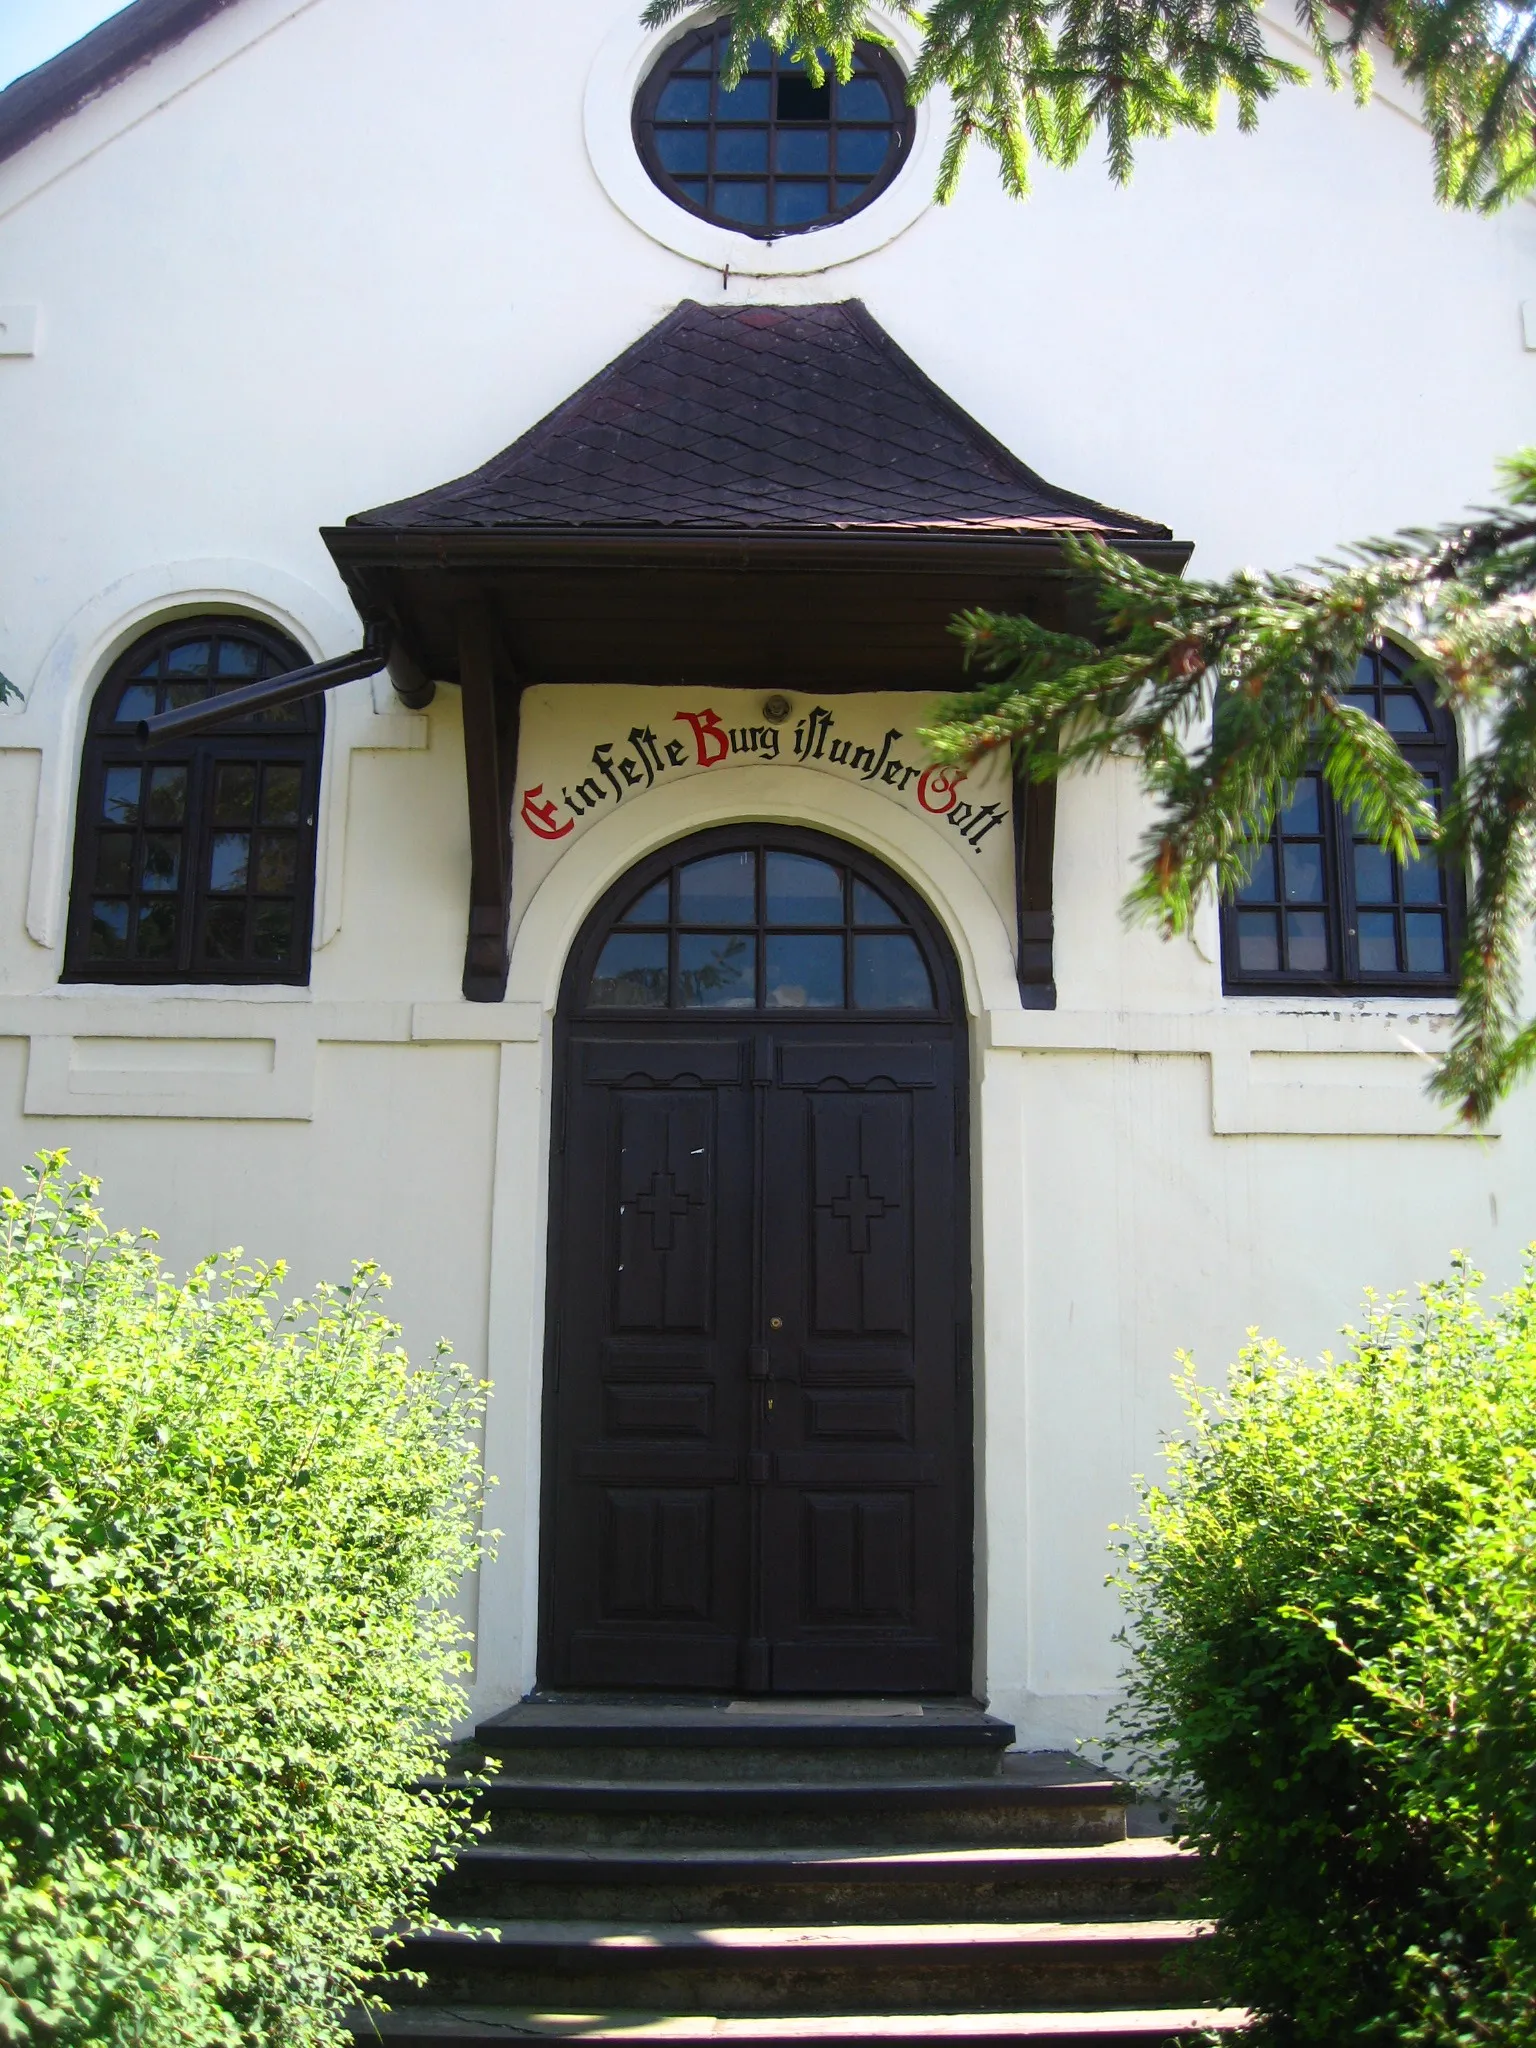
left=1221, top=644, right=1464, bottom=997
left=64, top=616, right=323, bottom=987
left=633, top=17, right=915, bottom=240
left=565, top=824, right=959, bottom=1019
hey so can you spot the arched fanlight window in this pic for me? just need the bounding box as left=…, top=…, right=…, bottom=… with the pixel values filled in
left=1222, top=644, right=1464, bottom=993
left=64, top=617, right=323, bottom=984
left=634, top=16, right=914, bottom=239
left=565, top=827, right=954, bottom=1017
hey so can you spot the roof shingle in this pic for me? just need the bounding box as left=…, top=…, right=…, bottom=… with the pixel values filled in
left=350, top=301, right=1170, bottom=540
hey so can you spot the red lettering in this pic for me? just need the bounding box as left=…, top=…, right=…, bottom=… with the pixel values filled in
left=519, top=784, right=574, bottom=841
left=675, top=707, right=730, bottom=769
left=917, top=766, right=965, bottom=815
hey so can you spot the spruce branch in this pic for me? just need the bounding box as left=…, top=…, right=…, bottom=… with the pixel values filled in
left=918, top=457, right=1536, bottom=1124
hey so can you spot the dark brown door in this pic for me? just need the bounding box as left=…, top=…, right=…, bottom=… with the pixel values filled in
left=541, top=828, right=969, bottom=1694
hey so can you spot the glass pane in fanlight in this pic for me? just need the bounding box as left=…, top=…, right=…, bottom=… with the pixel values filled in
left=590, top=933, right=668, bottom=1008
left=116, top=683, right=157, bottom=723
left=852, top=879, right=901, bottom=925
left=766, top=852, right=842, bottom=924
left=766, top=934, right=843, bottom=1009
left=216, top=639, right=263, bottom=678
left=717, top=76, right=770, bottom=118
left=165, top=641, right=211, bottom=675
left=678, top=933, right=755, bottom=1007
left=678, top=851, right=755, bottom=924
left=1383, top=692, right=1431, bottom=735
left=619, top=879, right=669, bottom=924
left=853, top=934, right=934, bottom=1009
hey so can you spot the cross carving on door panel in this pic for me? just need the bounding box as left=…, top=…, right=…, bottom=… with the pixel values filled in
left=828, top=1172, right=894, bottom=1255
left=634, top=1169, right=693, bottom=1252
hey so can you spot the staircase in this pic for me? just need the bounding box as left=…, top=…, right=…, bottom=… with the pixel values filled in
left=357, top=1700, right=1245, bottom=2046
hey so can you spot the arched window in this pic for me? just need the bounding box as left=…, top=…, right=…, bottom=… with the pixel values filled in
left=634, top=17, right=914, bottom=239
left=1222, top=644, right=1464, bottom=994
left=565, top=827, right=954, bottom=1017
left=64, top=617, right=323, bottom=985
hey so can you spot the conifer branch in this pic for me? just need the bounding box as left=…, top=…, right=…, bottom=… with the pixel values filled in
left=919, top=454, right=1536, bottom=1125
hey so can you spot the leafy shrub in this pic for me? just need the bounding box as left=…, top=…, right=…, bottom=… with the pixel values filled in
left=0, top=1155, right=488, bottom=2048
left=1113, top=1251, right=1536, bottom=2044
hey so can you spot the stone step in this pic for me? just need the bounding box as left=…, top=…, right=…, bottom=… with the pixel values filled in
left=433, top=1755, right=1127, bottom=1851
left=431, top=1839, right=1198, bottom=1925
left=382, top=1917, right=1216, bottom=2015
left=474, top=1700, right=1016, bottom=1784
left=352, top=2004, right=1249, bottom=2045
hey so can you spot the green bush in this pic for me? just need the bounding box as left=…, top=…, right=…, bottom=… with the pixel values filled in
left=1113, top=1252, right=1536, bottom=2045
left=0, top=1155, right=489, bottom=2048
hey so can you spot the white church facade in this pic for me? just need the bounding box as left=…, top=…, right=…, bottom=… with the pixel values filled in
left=1, top=0, right=1533, bottom=1743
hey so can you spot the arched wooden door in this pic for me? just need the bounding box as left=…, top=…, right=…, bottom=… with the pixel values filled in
left=540, top=825, right=971, bottom=1694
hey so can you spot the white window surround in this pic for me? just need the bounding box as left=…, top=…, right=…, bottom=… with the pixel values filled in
left=0, top=557, right=428, bottom=960
left=583, top=2, right=951, bottom=277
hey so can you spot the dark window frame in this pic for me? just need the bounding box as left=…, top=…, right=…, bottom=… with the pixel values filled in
left=633, top=16, right=915, bottom=240
left=1220, top=645, right=1465, bottom=998
left=564, top=824, right=960, bottom=1021
left=63, top=616, right=324, bottom=987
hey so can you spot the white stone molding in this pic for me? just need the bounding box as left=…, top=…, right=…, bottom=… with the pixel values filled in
left=582, top=2, right=952, bottom=278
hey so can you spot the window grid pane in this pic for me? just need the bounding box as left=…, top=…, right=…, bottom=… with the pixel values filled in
left=584, top=841, right=938, bottom=1014
left=1223, top=652, right=1459, bottom=994
left=67, top=619, right=321, bottom=986
left=640, top=22, right=912, bottom=239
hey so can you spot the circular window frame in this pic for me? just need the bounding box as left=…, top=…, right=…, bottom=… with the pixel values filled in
left=632, top=19, right=915, bottom=243
left=583, top=3, right=947, bottom=277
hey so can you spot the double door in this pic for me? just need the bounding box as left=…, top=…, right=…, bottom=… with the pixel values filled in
left=542, top=1021, right=969, bottom=1693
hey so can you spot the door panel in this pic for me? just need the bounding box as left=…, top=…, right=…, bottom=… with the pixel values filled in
left=546, top=1033, right=753, bottom=1690
left=546, top=1014, right=967, bottom=1694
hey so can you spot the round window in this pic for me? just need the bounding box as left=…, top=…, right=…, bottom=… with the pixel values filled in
left=633, top=17, right=914, bottom=239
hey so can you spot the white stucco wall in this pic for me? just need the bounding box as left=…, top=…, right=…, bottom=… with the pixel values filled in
left=1, top=0, right=1533, bottom=1740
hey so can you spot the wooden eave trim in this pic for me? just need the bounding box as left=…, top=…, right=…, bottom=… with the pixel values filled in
left=0, top=0, right=242, bottom=167
left=322, top=527, right=1193, bottom=579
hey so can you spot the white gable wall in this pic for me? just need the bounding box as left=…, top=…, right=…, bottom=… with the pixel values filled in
left=1, top=0, right=1533, bottom=1738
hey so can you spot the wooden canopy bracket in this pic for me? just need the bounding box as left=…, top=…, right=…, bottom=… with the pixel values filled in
left=457, top=602, right=520, bottom=1003
left=1014, top=752, right=1057, bottom=1010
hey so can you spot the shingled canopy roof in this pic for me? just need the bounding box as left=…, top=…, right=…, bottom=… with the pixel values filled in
left=349, top=300, right=1170, bottom=541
